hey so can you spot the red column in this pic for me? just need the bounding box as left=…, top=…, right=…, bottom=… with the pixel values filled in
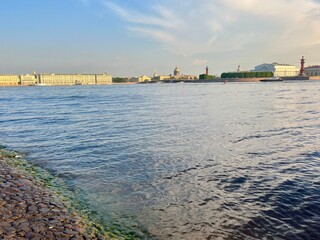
left=206, top=66, right=209, bottom=75
left=300, top=56, right=305, bottom=76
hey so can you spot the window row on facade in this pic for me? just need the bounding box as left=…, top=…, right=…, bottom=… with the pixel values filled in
left=0, top=74, right=112, bottom=86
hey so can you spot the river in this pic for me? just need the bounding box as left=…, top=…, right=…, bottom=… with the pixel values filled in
left=1, top=82, right=319, bottom=239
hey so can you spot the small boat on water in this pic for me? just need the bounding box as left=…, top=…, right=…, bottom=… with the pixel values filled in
left=260, top=77, right=283, bottom=82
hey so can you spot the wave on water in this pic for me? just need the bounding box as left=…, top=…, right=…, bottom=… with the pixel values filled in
left=1, top=83, right=320, bottom=239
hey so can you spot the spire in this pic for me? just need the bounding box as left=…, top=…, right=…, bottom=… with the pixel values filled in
left=153, top=68, right=158, bottom=77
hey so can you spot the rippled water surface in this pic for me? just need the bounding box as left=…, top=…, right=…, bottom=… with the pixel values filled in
left=1, top=82, right=320, bottom=239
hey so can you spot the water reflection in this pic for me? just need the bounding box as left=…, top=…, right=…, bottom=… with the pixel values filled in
left=0, top=83, right=320, bottom=239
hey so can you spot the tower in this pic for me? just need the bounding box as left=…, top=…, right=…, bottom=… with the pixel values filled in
left=237, top=65, right=240, bottom=72
left=206, top=66, right=209, bottom=75
left=153, top=68, right=158, bottom=77
left=299, top=56, right=305, bottom=76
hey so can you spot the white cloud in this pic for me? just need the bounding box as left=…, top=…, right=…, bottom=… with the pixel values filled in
left=101, top=0, right=320, bottom=73
left=129, top=27, right=176, bottom=45
left=104, top=0, right=320, bottom=52
left=102, top=1, right=182, bottom=29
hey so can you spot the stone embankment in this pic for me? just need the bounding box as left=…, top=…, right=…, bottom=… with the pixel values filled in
left=0, top=148, right=109, bottom=240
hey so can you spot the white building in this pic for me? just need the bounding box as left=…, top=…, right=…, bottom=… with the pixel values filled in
left=305, top=65, right=320, bottom=76
left=252, top=63, right=299, bottom=77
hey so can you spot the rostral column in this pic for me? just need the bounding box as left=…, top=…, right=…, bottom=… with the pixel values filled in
left=299, top=56, right=306, bottom=76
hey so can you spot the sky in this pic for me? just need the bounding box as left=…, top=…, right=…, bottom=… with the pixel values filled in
left=1, top=0, right=320, bottom=77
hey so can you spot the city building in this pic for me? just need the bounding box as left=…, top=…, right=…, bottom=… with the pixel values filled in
left=39, top=74, right=94, bottom=85
left=95, top=74, right=113, bottom=84
left=20, top=74, right=37, bottom=86
left=305, top=65, right=320, bottom=76
left=171, top=66, right=197, bottom=80
left=175, top=74, right=198, bottom=80
left=0, top=73, right=112, bottom=86
left=251, top=62, right=299, bottom=77
left=0, top=74, right=20, bottom=86
left=152, top=75, right=171, bottom=81
left=138, top=75, right=151, bottom=82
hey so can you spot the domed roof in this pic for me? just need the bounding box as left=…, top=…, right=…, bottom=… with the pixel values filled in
left=174, top=66, right=181, bottom=76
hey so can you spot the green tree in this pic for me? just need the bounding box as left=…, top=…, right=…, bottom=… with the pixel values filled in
left=199, top=74, right=215, bottom=80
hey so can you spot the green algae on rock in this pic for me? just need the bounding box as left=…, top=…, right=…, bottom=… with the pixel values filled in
left=0, top=146, right=141, bottom=240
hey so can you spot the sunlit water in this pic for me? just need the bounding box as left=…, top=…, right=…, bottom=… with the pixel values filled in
left=1, top=82, right=320, bottom=239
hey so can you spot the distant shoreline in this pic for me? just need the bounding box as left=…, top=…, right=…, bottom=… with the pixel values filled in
left=1, top=77, right=320, bottom=88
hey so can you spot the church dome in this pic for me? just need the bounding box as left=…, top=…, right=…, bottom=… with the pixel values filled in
left=174, top=66, right=181, bottom=76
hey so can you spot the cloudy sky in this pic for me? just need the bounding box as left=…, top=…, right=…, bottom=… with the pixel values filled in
left=1, top=0, right=320, bottom=76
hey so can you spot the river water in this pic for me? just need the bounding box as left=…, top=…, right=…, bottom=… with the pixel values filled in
left=1, top=82, right=320, bottom=239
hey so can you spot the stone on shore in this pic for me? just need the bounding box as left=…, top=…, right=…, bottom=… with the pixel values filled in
left=0, top=149, right=114, bottom=240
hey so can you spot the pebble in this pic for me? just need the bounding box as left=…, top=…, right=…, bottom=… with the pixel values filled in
left=0, top=153, right=102, bottom=239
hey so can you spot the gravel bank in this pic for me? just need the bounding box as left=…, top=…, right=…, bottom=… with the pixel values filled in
left=0, top=148, right=111, bottom=240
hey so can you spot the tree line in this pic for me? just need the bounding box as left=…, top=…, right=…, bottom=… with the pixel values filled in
left=112, top=77, right=138, bottom=83
left=221, top=72, right=273, bottom=78
left=199, top=74, right=216, bottom=79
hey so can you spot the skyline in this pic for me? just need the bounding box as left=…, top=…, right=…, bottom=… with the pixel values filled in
left=1, top=0, right=320, bottom=77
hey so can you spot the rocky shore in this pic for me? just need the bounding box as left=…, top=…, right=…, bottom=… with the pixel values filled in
left=0, top=147, right=115, bottom=240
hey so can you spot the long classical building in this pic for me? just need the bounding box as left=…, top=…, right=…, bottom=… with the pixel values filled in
left=0, top=74, right=20, bottom=86
left=0, top=73, right=112, bottom=86
left=305, top=65, right=320, bottom=76
left=251, top=63, right=299, bottom=77
left=38, top=73, right=112, bottom=85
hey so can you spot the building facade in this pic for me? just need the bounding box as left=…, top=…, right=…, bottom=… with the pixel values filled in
left=37, top=73, right=112, bottom=85
left=0, top=73, right=112, bottom=86
left=20, top=74, right=37, bottom=86
left=174, top=74, right=198, bottom=80
left=252, top=63, right=299, bottom=77
left=39, top=74, right=94, bottom=85
left=305, top=66, right=320, bottom=76
left=0, top=75, right=20, bottom=86
left=152, top=75, right=171, bottom=81
left=138, top=75, right=151, bottom=82
left=96, top=74, right=112, bottom=84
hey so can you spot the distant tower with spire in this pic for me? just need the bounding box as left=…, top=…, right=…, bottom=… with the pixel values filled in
left=237, top=65, right=240, bottom=72
left=153, top=68, right=158, bottom=77
left=299, top=56, right=306, bottom=76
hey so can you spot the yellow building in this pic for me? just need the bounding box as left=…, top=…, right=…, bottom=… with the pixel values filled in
left=172, top=74, right=198, bottom=80
left=0, top=75, right=20, bottom=86
left=38, top=73, right=112, bottom=85
left=20, top=74, right=37, bottom=86
left=152, top=75, right=171, bottom=81
left=96, top=74, right=112, bottom=84
left=38, top=74, right=94, bottom=85
left=138, top=75, right=151, bottom=82
left=0, top=72, right=112, bottom=86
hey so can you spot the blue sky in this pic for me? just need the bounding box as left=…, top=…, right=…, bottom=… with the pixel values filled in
left=1, top=0, right=320, bottom=77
